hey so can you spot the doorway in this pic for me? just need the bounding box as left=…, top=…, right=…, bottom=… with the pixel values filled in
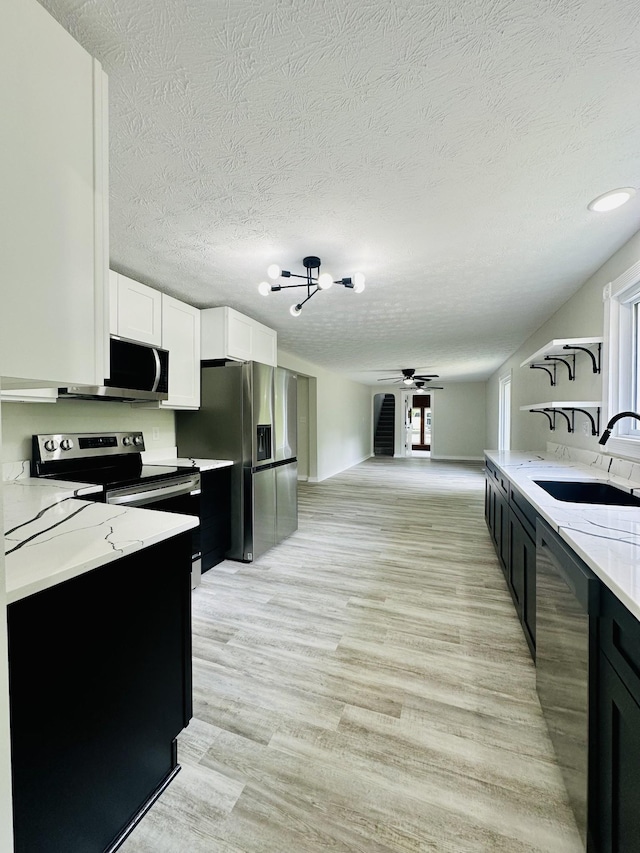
left=499, top=373, right=511, bottom=452
left=373, top=393, right=395, bottom=456
left=411, top=394, right=431, bottom=452
left=297, top=375, right=310, bottom=480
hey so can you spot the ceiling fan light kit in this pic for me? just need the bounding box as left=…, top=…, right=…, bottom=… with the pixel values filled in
left=377, top=368, right=440, bottom=387
left=258, top=255, right=365, bottom=315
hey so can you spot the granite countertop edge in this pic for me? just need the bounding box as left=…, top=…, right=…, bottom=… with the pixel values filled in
left=3, top=478, right=198, bottom=605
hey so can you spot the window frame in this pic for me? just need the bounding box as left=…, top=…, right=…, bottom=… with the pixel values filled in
left=603, top=258, right=640, bottom=459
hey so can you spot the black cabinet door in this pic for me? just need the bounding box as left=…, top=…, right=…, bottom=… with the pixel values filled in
left=508, top=507, right=536, bottom=657
left=484, top=473, right=509, bottom=579
left=200, top=467, right=231, bottom=571
left=596, top=651, right=640, bottom=853
left=496, top=487, right=509, bottom=576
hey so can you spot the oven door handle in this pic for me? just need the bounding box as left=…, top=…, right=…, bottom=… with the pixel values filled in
left=107, top=478, right=201, bottom=507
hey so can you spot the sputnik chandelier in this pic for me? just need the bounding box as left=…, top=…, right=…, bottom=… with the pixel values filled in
left=258, top=255, right=365, bottom=316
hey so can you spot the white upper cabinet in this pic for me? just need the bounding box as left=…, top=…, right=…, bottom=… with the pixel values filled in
left=160, top=294, right=201, bottom=410
left=113, top=273, right=163, bottom=346
left=0, top=0, right=109, bottom=389
left=200, top=307, right=277, bottom=366
left=108, top=270, right=119, bottom=336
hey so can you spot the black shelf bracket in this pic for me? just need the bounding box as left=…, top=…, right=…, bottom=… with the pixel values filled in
left=544, top=354, right=575, bottom=381
left=562, top=343, right=601, bottom=375
left=530, top=409, right=555, bottom=430
left=561, top=407, right=601, bottom=436
left=549, top=408, right=573, bottom=432
left=530, top=363, right=557, bottom=386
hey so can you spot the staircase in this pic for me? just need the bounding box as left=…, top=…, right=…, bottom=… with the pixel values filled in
left=374, top=394, right=395, bottom=456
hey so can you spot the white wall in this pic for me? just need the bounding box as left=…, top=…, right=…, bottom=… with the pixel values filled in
left=376, top=383, right=487, bottom=460
left=1, top=399, right=176, bottom=463
left=278, top=350, right=372, bottom=482
left=0, top=397, right=15, bottom=852
left=296, top=375, right=310, bottom=480
left=487, top=228, right=640, bottom=451
left=431, top=383, right=487, bottom=460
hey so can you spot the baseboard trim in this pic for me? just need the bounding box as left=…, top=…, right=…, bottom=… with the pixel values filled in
left=307, top=454, right=373, bottom=484
left=430, top=454, right=484, bottom=461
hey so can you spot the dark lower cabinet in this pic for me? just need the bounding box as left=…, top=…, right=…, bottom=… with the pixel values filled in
left=594, top=586, right=640, bottom=852
left=7, top=533, right=192, bottom=853
left=200, top=466, right=231, bottom=571
left=596, top=651, right=640, bottom=853
left=485, top=468, right=509, bottom=576
left=508, top=506, right=536, bottom=657
left=484, top=459, right=536, bottom=658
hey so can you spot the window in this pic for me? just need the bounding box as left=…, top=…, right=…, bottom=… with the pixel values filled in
left=604, top=259, right=640, bottom=457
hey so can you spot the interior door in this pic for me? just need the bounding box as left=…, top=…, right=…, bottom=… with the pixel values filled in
left=411, top=395, right=431, bottom=450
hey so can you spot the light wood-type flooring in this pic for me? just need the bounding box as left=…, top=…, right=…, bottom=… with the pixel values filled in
left=120, top=457, right=583, bottom=853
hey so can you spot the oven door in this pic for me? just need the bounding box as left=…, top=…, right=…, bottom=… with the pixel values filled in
left=106, top=473, right=201, bottom=588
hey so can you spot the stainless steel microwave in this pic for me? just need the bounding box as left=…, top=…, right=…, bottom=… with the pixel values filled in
left=59, top=337, right=169, bottom=402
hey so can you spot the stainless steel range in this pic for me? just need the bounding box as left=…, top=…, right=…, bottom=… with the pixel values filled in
left=32, top=431, right=202, bottom=586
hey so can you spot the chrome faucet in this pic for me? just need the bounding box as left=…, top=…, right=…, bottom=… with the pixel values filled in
left=598, top=411, right=640, bottom=445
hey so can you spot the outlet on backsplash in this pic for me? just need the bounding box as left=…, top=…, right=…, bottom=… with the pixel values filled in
left=152, top=427, right=160, bottom=441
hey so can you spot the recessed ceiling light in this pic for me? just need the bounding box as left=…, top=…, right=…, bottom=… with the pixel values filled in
left=588, top=187, right=636, bottom=212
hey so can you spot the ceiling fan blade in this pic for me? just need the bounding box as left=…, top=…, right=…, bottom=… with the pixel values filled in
left=414, top=374, right=439, bottom=380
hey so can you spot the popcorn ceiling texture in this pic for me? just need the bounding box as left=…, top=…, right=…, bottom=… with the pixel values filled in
left=39, top=0, right=640, bottom=382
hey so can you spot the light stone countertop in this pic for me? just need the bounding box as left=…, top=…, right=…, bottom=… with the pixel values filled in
left=141, top=450, right=233, bottom=472
left=3, top=476, right=198, bottom=605
left=485, top=449, right=640, bottom=620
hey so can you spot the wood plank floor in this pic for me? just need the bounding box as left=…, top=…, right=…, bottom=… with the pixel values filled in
left=120, top=457, right=583, bottom=853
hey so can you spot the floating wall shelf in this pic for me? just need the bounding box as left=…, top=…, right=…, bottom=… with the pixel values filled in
left=520, top=402, right=602, bottom=435
left=520, top=337, right=603, bottom=384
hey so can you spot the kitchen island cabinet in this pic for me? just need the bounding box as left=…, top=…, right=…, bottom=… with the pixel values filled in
left=8, top=533, right=193, bottom=853
left=3, top=475, right=198, bottom=852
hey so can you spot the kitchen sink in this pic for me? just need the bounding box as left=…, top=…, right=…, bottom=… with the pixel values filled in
left=534, top=480, right=640, bottom=506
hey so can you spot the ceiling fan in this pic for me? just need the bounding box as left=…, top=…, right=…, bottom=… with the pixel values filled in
left=412, top=380, right=443, bottom=392
left=377, top=368, right=439, bottom=385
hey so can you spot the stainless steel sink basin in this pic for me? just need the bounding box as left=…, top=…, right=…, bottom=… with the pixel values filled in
left=534, top=480, right=640, bottom=506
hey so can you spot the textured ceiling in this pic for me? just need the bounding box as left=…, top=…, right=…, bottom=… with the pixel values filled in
left=40, top=0, right=640, bottom=384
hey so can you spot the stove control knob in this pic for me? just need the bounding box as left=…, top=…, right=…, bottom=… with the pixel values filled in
left=60, top=439, right=74, bottom=451
left=133, top=435, right=144, bottom=447
left=44, top=439, right=58, bottom=452
left=122, top=436, right=133, bottom=446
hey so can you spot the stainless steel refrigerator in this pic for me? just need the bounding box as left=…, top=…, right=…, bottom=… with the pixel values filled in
left=176, top=361, right=297, bottom=562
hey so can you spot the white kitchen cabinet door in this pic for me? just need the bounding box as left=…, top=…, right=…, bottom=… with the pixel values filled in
left=161, top=294, right=201, bottom=409
left=0, top=0, right=108, bottom=389
left=116, top=274, right=163, bottom=346
left=200, top=307, right=277, bottom=366
left=108, top=270, right=119, bottom=336
left=227, top=310, right=254, bottom=361
left=252, top=323, right=278, bottom=367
